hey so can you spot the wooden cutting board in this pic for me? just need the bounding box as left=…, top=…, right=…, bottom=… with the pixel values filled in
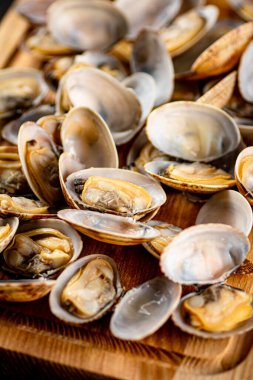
left=0, top=1, right=253, bottom=379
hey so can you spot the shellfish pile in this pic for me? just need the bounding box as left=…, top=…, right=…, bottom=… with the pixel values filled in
left=0, top=0, right=253, bottom=341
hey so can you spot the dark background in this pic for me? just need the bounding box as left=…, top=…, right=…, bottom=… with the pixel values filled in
left=0, top=0, right=13, bottom=19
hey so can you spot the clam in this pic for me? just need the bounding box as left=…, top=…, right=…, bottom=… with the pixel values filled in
left=236, top=117, right=253, bottom=146
left=61, top=107, right=118, bottom=168
left=146, top=102, right=240, bottom=162
left=2, top=218, right=82, bottom=278
left=0, top=195, right=52, bottom=220
left=48, top=0, right=128, bottom=51
left=0, top=68, right=48, bottom=119
left=160, top=224, right=250, bottom=285
left=37, top=114, right=64, bottom=147
left=143, top=221, right=182, bottom=259
left=58, top=209, right=159, bottom=246
left=16, top=0, right=54, bottom=25
left=0, top=278, right=56, bottom=302
left=131, top=29, right=174, bottom=107
left=228, top=0, right=253, bottom=21
left=0, top=146, right=29, bottom=196
left=172, top=284, right=253, bottom=339
left=190, top=22, right=253, bottom=79
left=235, top=146, right=253, bottom=205
left=0, top=217, right=19, bottom=253
left=65, top=168, right=166, bottom=220
left=1, top=105, right=55, bottom=146
left=110, top=276, right=182, bottom=340
left=18, top=122, right=62, bottom=206
left=49, top=255, right=122, bottom=324
left=145, top=161, right=236, bottom=194
left=56, top=67, right=141, bottom=145
left=196, top=190, right=253, bottom=236
left=238, top=40, right=253, bottom=103
left=160, top=5, right=219, bottom=57
left=197, top=71, right=237, bottom=109
left=115, top=0, right=182, bottom=40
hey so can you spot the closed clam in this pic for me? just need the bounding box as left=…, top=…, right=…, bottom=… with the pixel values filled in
left=160, top=224, right=250, bottom=285
left=58, top=209, right=159, bottom=246
left=65, top=168, right=166, bottom=220
left=145, top=161, right=236, bottom=194
left=196, top=190, right=253, bottom=236
left=146, top=102, right=240, bottom=162
left=18, top=122, right=62, bottom=206
left=2, top=219, right=82, bottom=278
left=48, top=0, right=128, bottom=51
left=110, top=276, right=182, bottom=340
left=57, top=67, right=141, bottom=145
left=172, top=284, right=253, bottom=339
left=50, top=255, right=122, bottom=324
left=235, top=146, right=253, bottom=205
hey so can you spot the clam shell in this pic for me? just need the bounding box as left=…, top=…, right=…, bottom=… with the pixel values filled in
left=172, top=284, right=253, bottom=339
left=58, top=209, right=159, bottom=246
left=61, top=107, right=118, bottom=168
left=49, top=255, right=122, bottom=324
left=146, top=102, right=240, bottom=162
left=110, top=276, right=182, bottom=340
left=48, top=0, right=128, bottom=51
left=0, top=278, right=55, bottom=302
left=235, top=146, right=253, bottom=205
left=228, top=0, right=253, bottom=22
left=16, top=0, right=54, bottom=25
left=57, top=67, right=142, bottom=145
left=191, top=21, right=253, bottom=79
left=236, top=117, right=253, bottom=145
left=115, top=0, right=182, bottom=40
left=160, top=224, right=250, bottom=285
left=131, top=29, right=174, bottom=107
left=196, top=190, right=253, bottom=236
left=144, top=161, right=236, bottom=194
left=0, top=217, right=19, bottom=253
left=238, top=40, right=253, bottom=103
left=65, top=168, right=166, bottom=219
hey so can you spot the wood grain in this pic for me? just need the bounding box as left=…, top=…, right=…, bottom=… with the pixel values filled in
left=0, top=0, right=253, bottom=379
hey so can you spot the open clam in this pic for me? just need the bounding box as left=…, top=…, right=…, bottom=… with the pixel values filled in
left=61, top=107, right=118, bottom=168
left=172, top=284, right=253, bottom=339
left=18, top=122, right=62, bottom=206
left=146, top=102, right=240, bottom=162
left=110, top=276, right=182, bottom=340
left=2, top=218, right=82, bottom=278
left=238, top=40, right=253, bottom=103
left=145, top=161, right=236, bottom=194
left=57, top=67, right=141, bottom=145
left=0, top=217, right=19, bottom=253
left=50, top=255, right=122, bottom=324
left=131, top=29, right=174, bottom=107
left=196, top=190, right=253, bottom=236
left=65, top=168, right=166, bottom=220
left=235, top=146, right=253, bottom=205
left=160, top=224, right=250, bottom=285
left=48, top=0, right=128, bottom=51
left=58, top=209, right=159, bottom=246
left=0, top=68, right=48, bottom=119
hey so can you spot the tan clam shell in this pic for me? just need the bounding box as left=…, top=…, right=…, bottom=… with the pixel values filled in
left=18, top=122, right=62, bottom=206
left=190, top=22, right=253, bottom=79
left=110, top=276, right=182, bottom=340
left=144, top=161, right=236, bottom=194
left=37, top=114, right=64, bottom=147
left=236, top=117, right=253, bottom=145
left=235, top=146, right=253, bottom=205
left=115, top=0, right=182, bottom=40
left=228, top=0, right=253, bottom=22
left=48, top=0, right=128, bottom=51
left=146, top=102, right=240, bottom=162
left=49, top=255, right=122, bottom=324
left=197, top=71, right=237, bottom=109
left=56, top=67, right=142, bottom=145
left=0, top=278, right=56, bottom=302
left=172, top=284, right=253, bottom=339
left=65, top=168, right=166, bottom=219
left=0, top=217, right=19, bottom=253
left=196, top=190, right=253, bottom=236
left=58, top=209, right=159, bottom=246
left=16, top=0, right=54, bottom=25
left=238, top=40, right=253, bottom=103
left=160, top=224, right=250, bottom=285
left=131, top=29, right=174, bottom=107
left=61, top=107, right=118, bottom=168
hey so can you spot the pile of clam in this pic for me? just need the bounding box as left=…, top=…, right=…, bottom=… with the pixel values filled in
left=0, top=0, right=253, bottom=341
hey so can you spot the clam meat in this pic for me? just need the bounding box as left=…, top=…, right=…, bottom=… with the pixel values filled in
left=0, top=195, right=49, bottom=215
